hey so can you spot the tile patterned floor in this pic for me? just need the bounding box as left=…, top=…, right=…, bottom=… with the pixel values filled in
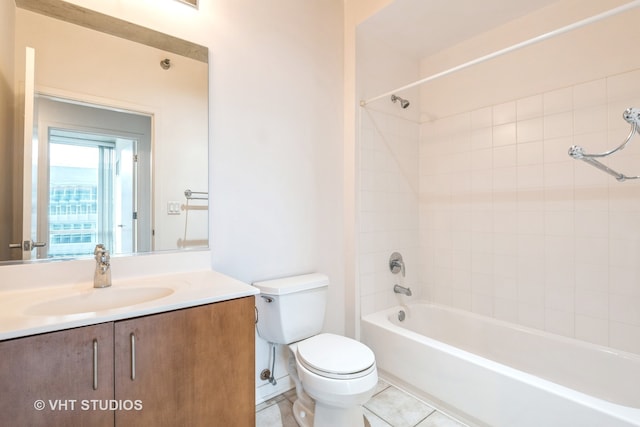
left=255, top=378, right=468, bottom=427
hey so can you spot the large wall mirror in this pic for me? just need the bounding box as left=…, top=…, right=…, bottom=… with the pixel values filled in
left=5, top=0, right=209, bottom=263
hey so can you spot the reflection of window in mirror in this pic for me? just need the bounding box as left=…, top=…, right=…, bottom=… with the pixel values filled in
left=47, top=131, right=137, bottom=258
left=33, top=96, right=152, bottom=259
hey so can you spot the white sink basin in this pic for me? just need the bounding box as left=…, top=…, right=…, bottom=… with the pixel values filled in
left=24, top=286, right=175, bottom=316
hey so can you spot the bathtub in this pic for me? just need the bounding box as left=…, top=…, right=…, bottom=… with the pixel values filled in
left=361, top=303, right=640, bottom=427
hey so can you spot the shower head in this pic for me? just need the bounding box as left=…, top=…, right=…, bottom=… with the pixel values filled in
left=391, top=94, right=410, bottom=109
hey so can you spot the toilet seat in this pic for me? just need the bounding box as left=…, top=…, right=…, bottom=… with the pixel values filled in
left=296, top=333, right=376, bottom=380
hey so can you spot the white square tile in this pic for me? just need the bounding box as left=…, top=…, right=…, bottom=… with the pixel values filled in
left=609, top=321, right=640, bottom=354
left=493, top=145, right=517, bottom=168
left=544, top=87, right=573, bottom=114
left=545, top=285, right=574, bottom=311
left=544, top=162, right=574, bottom=189
left=517, top=141, right=544, bottom=165
left=574, top=105, right=607, bottom=135
left=416, top=410, right=467, bottom=427
left=575, top=288, right=608, bottom=319
left=543, top=136, right=573, bottom=163
left=364, top=408, right=393, bottom=427
left=364, top=386, right=435, bottom=427
left=575, top=262, right=608, bottom=293
left=493, top=101, right=516, bottom=125
left=493, top=167, right=517, bottom=191
left=471, top=148, right=493, bottom=171
left=545, top=209, right=575, bottom=235
left=493, top=122, right=516, bottom=146
left=574, top=210, right=608, bottom=238
left=575, top=237, right=608, bottom=267
left=518, top=279, right=545, bottom=306
left=545, top=308, right=574, bottom=337
left=517, top=164, right=545, bottom=189
left=517, top=95, right=543, bottom=120
left=608, top=68, right=640, bottom=102
left=609, top=294, right=640, bottom=325
left=471, top=106, right=492, bottom=129
left=518, top=302, right=545, bottom=329
left=544, top=111, right=573, bottom=139
left=574, top=186, right=608, bottom=212
left=494, top=275, right=517, bottom=299
left=471, top=127, right=493, bottom=150
left=494, top=297, right=518, bottom=322
left=517, top=117, right=543, bottom=143
left=573, top=78, right=606, bottom=108
left=517, top=210, right=544, bottom=235
left=472, top=293, right=493, bottom=316
left=452, top=289, right=472, bottom=310
left=609, top=266, right=640, bottom=297
left=575, top=314, right=608, bottom=346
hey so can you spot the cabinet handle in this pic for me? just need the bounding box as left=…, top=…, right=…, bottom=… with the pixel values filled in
left=130, top=333, right=136, bottom=381
left=93, top=339, right=98, bottom=390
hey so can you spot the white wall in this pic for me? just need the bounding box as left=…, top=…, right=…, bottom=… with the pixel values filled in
left=207, top=0, right=345, bottom=402
left=417, top=0, right=640, bottom=355
left=42, top=0, right=345, bottom=404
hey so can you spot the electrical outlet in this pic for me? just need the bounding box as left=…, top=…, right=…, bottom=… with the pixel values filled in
left=167, top=201, right=181, bottom=215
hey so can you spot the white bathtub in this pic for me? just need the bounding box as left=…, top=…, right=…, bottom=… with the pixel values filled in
left=361, top=303, right=640, bottom=427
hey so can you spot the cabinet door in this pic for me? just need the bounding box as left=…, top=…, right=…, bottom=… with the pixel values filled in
left=114, top=297, right=255, bottom=426
left=0, top=323, right=114, bottom=427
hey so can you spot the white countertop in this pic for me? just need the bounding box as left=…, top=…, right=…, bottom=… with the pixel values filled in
left=0, top=269, right=259, bottom=340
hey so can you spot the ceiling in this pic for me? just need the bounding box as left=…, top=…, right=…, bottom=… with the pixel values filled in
left=357, top=0, right=562, bottom=59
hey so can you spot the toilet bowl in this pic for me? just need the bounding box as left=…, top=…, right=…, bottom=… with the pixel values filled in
left=253, top=274, right=379, bottom=427
left=288, top=334, right=378, bottom=427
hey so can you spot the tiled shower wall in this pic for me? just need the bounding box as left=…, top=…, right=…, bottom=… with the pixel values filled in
left=419, top=68, right=640, bottom=354
left=359, top=108, right=420, bottom=316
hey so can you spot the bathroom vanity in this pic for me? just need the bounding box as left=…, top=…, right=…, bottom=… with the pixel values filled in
left=0, top=268, right=258, bottom=426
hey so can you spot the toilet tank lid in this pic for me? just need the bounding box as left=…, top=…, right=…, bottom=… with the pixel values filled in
left=252, top=273, right=328, bottom=295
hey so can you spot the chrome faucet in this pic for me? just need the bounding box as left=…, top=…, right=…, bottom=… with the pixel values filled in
left=394, top=284, right=412, bottom=296
left=93, top=244, right=111, bottom=288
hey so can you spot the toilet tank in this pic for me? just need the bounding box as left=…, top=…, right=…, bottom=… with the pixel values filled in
left=253, top=273, right=328, bottom=344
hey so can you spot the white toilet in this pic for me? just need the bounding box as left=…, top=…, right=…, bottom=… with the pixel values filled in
left=253, top=273, right=378, bottom=427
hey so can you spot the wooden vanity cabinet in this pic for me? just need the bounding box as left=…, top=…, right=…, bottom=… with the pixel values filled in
left=114, top=295, right=256, bottom=426
left=0, top=322, right=115, bottom=427
left=0, top=296, right=255, bottom=427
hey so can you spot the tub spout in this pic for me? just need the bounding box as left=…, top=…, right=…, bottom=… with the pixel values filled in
left=394, top=284, right=412, bottom=296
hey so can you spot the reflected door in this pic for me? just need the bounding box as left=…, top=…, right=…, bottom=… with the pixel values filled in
left=16, top=47, right=37, bottom=260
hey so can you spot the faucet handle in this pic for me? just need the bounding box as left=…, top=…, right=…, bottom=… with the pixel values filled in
left=389, top=252, right=405, bottom=277
left=94, top=244, right=109, bottom=262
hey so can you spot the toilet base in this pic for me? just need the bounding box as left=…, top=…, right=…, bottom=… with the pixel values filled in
left=292, top=398, right=315, bottom=427
left=312, top=401, right=368, bottom=427
left=292, top=398, right=369, bottom=427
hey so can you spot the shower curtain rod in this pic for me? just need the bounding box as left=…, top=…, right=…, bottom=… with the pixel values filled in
left=360, top=0, right=640, bottom=107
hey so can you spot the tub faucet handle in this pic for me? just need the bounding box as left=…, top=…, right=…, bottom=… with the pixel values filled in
left=389, top=252, right=405, bottom=277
